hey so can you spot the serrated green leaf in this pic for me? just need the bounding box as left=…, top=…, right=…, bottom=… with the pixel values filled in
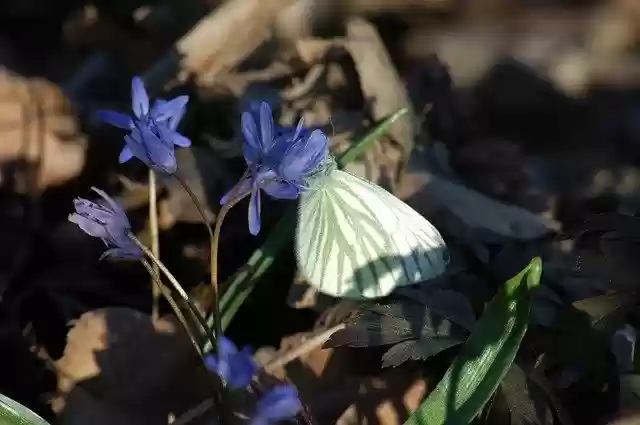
left=404, top=257, right=542, bottom=425
left=0, top=395, right=50, bottom=425
left=203, top=109, right=410, bottom=351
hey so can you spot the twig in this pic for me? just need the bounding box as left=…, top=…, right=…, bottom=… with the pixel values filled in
left=263, top=323, right=346, bottom=373
left=171, top=398, right=215, bottom=425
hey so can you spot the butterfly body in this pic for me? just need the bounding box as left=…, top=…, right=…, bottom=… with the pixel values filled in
left=295, top=166, right=448, bottom=299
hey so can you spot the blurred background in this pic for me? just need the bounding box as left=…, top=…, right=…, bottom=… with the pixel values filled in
left=1, top=0, right=640, bottom=424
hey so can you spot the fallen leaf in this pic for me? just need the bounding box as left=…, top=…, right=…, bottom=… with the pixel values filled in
left=345, top=18, right=416, bottom=162
left=333, top=371, right=429, bottom=425
left=53, top=307, right=211, bottom=425
left=0, top=70, right=86, bottom=191
left=260, top=331, right=432, bottom=425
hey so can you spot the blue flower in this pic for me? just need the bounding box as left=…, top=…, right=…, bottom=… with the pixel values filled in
left=249, top=385, right=302, bottom=425
left=204, top=336, right=257, bottom=389
left=96, top=77, right=191, bottom=174
left=69, top=187, right=142, bottom=260
left=221, top=101, right=329, bottom=235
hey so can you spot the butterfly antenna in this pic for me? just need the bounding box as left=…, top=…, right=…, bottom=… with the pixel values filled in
left=329, top=116, right=336, bottom=138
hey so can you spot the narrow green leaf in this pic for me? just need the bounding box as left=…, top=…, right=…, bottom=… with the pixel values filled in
left=205, top=110, right=409, bottom=349
left=404, top=257, right=542, bottom=425
left=219, top=213, right=293, bottom=330
left=0, top=394, right=50, bottom=425
left=337, top=108, right=409, bottom=167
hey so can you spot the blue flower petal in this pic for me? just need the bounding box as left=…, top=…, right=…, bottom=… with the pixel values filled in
left=68, top=213, right=109, bottom=239
left=248, top=188, right=262, bottom=236
left=72, top=198, right=112, bottom=223
left=124, top=132, right=152, bottom=167
left=118, top=146, right=134, bottom=163
left=279, top=129, right=328, bottom=181
left=218, top=336, right=238, bottom=359
left=205, top=337, right=258, bottom=389
left=172, top=133, right=191, bottom=147
left=90, top=187, right=126, bottom=218
left=100, top=246, right=141, bottom=261
left=96, top=110, right=132, bottom=129
left=262, top=180, right=299, bottom=200
left=230, top=100, right=333, bottom=235
left=256, top=385, right=302, bottom=422
left=241, top=110, right=262, bottom=165
left=204, top=355, right=219, bottom=372
left=226, top=347, right=257, bottom=388
left=69, top=187, right=140, bottom=260
left=131, top=77, right=149, bottom=118
left=152, top=95, right=189, bottom=124
left=136, top=126, right=177, bottom=173
left=247, top=416, right=269, bottom=425
left=258, top=101, right=275, bottom=153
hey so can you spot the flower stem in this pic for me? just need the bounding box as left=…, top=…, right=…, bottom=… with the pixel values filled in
left=128, top=232, right=212, bottom=346
left=141, top=257, right=226, bottom=423
left=172, top=173, right=222, bottom=343
left=211, top=189, right=251, bottom=289
left=141, top=258, right=203, bottom=358
left=148, top=169, right=160, bottom=321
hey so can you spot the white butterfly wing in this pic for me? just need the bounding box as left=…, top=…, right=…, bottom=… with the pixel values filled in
left=295, top=169, right=448, bottom=299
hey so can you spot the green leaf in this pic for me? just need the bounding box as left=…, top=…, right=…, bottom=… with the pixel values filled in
left=336, top=108, right=409, bottom=167
left=205, top=109, right=410, bottom=349
left=0, top=394, right=50, bottom=425
left=404, top=257, right=542, bottom=425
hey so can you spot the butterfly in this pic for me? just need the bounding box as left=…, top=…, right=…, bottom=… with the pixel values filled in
left=295, top=162, right=449, bottom=300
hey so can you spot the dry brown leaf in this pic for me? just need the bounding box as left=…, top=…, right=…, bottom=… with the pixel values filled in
left=306, top=363, right=431, bottom=425
left=295, top=39, right=342, bottom=65
left=333, top=132, right=404, bottom=192
left=257, top=326, right=431, bottom=425
left=333, top=374, right=429, bottom=425
left=0, top=70, right=86, bottom=191
left=345, top=18, right=416, bottom=162
left=52, top=307, right=211, bottom=425
left=259, top=331, right=352, bottom=392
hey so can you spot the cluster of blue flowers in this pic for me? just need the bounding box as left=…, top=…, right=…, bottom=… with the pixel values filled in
left=205, top=337, right=302, bottom=425
left=96, top=77, right=191, bottom=174
left=75, top=77, right=329, bottom=246
left=221, top=100, right=329, bottom=235
left=68, top=77, right=323, bottom=425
